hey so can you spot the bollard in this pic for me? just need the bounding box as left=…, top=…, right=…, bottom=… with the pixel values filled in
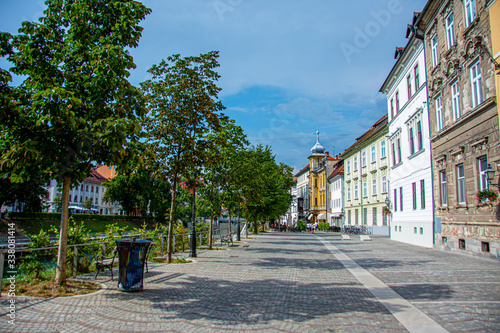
left=160, top=236, right=164, bottom=257
left=73, top=246, right=78, bottom=278
left=102, top=243, right=106, bottom=255
left=182, top=234, right=185, bottom=252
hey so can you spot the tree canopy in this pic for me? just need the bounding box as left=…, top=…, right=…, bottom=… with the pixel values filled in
left=0, top=0, right=151, bottom=285
left=140, top=51, right=225, bottom=262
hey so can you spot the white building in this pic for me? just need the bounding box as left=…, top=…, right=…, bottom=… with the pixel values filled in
left=294, top=165, right=310, bottom=221
left=379, top=13, right=435, bottom=248
left=328, top=161, right=344, bottom=228
left=46, top=167, right=122, bottom=215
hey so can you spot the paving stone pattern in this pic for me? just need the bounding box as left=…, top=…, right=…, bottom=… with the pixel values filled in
left=1, top=233, right=499, bottom=332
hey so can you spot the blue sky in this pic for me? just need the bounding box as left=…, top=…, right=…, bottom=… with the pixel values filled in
left=0, top=0, right=428, bottom=172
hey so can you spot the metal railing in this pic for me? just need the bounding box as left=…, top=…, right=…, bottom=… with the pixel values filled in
left=0, top=230, right=213, bottom=294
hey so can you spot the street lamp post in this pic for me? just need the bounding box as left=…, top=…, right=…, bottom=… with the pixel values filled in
left=236, top=198, right=241, bottom=241
left=190, top=187, right=197, bottom=258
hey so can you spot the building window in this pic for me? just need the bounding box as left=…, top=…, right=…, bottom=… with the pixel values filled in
left=431, top=34, right=439, bottom=66
left=446, top=12, right=455, bottom=49
left=478, top=156, right=489, bottom=190
left=355, top=209, right=359, bottom=224
left=392, top=142, right=396, bottom=166
left=464, top=0, right=476, bottom=27
left=382, top=175, right=387, bottom=193
left=395, top=91, right=400, bottom=113
left=451, top=81, right=461, bottom=120
left=354, top=184, right=358, bottom=199
left=420, top=227, right=424, bottom=235
left=399, top=187, right=403, bottom=212
left=414, top=64, right=419, bottom=89
left=95, top=198, right=99, bottom=205
left=96, top=187, right=99, bottom=193
left=409, top=127, right=415, bottom=155
left=397, top=138, right=402, bottom=164
left=81, top=185, right=84, bottom=191
left=362, top=208, right=367, bottom=225
left=348, top=210, right=352, bottom=224
left=440, top=170, right=448, bottom=206
left=354, top=156, right=358, bottom=171
left=371, top=145, right=376, bottom=162
left=363, top=181, right=367, bottom=197
left=390, top=99, right=394, bottom=119
left=86, top=185, right=89, bottom=192
left=69, top=195, right=72, bottom=202
left=457, top=164, right=466, bottom=204
left=412, top=182, right=417, bottom=210
left=470, top=60, right=483, bottom=108
left=382, top=212, right=387, bottom=226
left=417, top=121, right=423, bottom=151
left=91, top=186, right=94, bottom=193
left=373, top=207, right=377, bottom=225
left=74, top=195, right=78, bottom=203
left=436, top=96, right=443, bottom=131
left=80, top=196, right=83, bottom=203
left=420, top=179, right=425, bottom=209
left=407, top=74, right=412, bottom=99
left=414, top=227, right=418, bottom=234
left=347, top=160, right=351, bottom=174
left=381, top=140, right=386, bottom=158
left=372, top=178, right=377, bottom=196
left=394, top=188, right=398, bottom=212
left=362, top=151, right=366, bottom=167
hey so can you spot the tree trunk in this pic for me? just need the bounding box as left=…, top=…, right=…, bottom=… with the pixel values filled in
left=166, top=176, right=178, bottom=263
left=209, top=213, right=214, bottom=250
left=55, top=176, right=71, bottom=286
left=253, top=212, right=258, bottom=234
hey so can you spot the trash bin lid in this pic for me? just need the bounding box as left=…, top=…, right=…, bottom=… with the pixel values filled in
left=115, top=239, right=152, bottom=244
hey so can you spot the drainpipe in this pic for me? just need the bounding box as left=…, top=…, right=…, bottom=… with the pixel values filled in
left=360, top=150, right=364, bottom=226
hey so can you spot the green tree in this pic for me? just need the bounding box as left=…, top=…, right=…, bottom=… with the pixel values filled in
left=103, top=165, right=171, bottom=220
left=240, top=145, right=293, bottom=234
left=200, top=116, right=248, bottom=247
left=140, top=51, right=225, bottom=262
left=0, top=178, right=48, bottom=212
left=82, top=197, right=92, bottom=211
left=0, top=0, right=151, bottom=285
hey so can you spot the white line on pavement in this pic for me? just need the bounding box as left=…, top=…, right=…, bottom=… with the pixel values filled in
left=317, top=236, right=449, bottom=333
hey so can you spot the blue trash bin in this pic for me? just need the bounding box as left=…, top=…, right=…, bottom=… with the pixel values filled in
left=115, top=239, right=152, bottom=292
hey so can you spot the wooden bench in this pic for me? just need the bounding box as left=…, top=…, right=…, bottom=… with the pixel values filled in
left=360, top=235, right=372, bottom=241
left=93, top=247, right=117, bottom=280
left=221, top=232, right=234, bottom=246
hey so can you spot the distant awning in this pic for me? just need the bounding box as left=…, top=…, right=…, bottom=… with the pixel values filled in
left=330, top=213, right=341, bottom=218
left=317, top=213, right=326, bottom=220
left=68, top=206, right=84, bottom=210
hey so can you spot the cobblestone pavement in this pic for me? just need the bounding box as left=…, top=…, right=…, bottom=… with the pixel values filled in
left=1, top=232, right=499, bottom=332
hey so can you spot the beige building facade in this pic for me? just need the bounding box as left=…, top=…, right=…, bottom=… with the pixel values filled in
left=418, top=0, right=499, bottom=257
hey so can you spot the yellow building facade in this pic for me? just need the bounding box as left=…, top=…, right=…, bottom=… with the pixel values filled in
left=308, top=131, right=338, bottom=222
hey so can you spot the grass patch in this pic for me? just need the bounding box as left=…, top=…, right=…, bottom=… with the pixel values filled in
left=2, top=269, right=100, bottom=297
left=151, top=257, right=191, bottom=263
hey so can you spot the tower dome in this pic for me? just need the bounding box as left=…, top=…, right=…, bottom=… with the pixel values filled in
left=311, top=130, right=325, bottom=155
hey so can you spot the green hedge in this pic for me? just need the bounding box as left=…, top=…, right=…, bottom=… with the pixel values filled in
left=7, top=212, right=155, bottom=222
